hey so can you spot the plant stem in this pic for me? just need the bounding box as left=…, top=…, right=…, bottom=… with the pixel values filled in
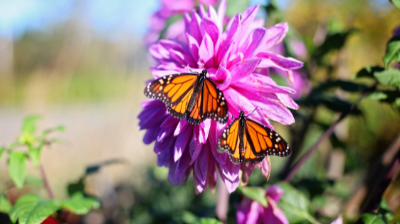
left=39, top=163, right=54, bottom=199
left=216, top=176, right=229, bottom=223
left=285, top=85, right=375, bottom=182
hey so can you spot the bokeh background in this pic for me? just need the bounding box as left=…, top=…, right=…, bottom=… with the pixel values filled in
left=0, top=0, right=400, bottom=223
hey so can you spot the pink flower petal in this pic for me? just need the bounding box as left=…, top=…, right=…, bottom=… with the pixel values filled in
left=262, top=197, right=289, bottom=224
left=258, top=52, right=303, bottom=70
left=215, top=66, right=232, bottom=90
left=186, top=33, right=200, bottom=62
left=229, top=58, right=262, bottom=84
left=239, top=28, right=270, bottom=58
left=266, top=184, right=284, bottom=202
left=257, top=157, right=271, bottom=180
left=199, top=33, right=215, bottom=67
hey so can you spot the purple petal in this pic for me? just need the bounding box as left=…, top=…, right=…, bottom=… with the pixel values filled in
left=175, top=148, right=191, bottom=181
left=186, top=33, right=200, bottom=62
left=239, top=89, right=295, bottom=125
left=236, top=199, right=262, bottom=224
left=165, top=19, right=187, bottom=44
left=194, top=142, right=211, bottom=185
left=217, top=0, right=227, bottom=28
left=277, top=93, right=299, bottom=109
left=190, top=127, right=204, bottom=164
left=199, top=33, right=215, bottom=67
left=258, top=25, right=286, bottom=52
left=188, top=12, right=202, bottom=43
left=234, top=5, right=259, bottom=50
left=215, top=66, right=232, bottom=90
left=208, top=120, right=227, bottom=164
left=257, top=157, right=271, bottom=181
left=139, top=110, right=168, bottom=130
left=199, top=119, right=211, bottom=143
left=266, top=184, right=284, bottom=202
left=241, top=163, right=256, bottom=185
left=258, top=52, right=303, bottom=70
left=140, top=99, right=163, bottom=109
left=157, top=146, right=173, bottom=167
left=239, top=28, right=270, bottom=58
left=174, top=127, right=192, bottom=161
left=274, top=22, right=289, bottom=44
left=168, top=159, right=180, bottom=184
left=217, top=159, right=240, bottom=193
left=224, top=14, right=240, bottom=46
left=174, top=119, right=190, bottom=136
left=157, top=126, right=175, bottom=143
left=231, top=73, right=296, bottom=95
left=207, top=6, right=221, bottom=33
left=229, top=58, right=261, bottom=83
left=261, top=197, right=289, bottom=224
left=217, top=38, right=233, bottom=67
left=160, top=115, right=179, bottom=128
left=154, top=135, right=175, bottom=154
left=198, top=4, right=207, bottom=19
left=143, top=127, right=160, bottom=144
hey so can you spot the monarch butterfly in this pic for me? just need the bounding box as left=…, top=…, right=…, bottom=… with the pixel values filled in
left=218, top=111, right=290, bottom=164
left=144, top=70, right=229, bottom=125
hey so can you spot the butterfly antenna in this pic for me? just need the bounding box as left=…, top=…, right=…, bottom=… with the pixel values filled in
left=246, top=107, right=259, bottom=118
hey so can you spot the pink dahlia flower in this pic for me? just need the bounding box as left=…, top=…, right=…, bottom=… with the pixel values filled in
left=236, top=185, right=288, bottom=224
left=146, top=0, right=219, bottom=45
left=139, top=1, right=303, bottom=193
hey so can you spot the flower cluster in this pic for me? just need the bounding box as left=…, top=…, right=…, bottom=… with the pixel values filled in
left=236, top=185, right=288, bottom=224
left=139, top=1, right=303, bottom=193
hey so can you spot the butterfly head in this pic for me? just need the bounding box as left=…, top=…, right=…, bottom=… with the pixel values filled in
left=199, top=69, right=208, bottom=79
left=239, top=111, right=245, bottom=118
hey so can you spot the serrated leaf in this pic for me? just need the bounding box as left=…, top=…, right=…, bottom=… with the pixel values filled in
left=8, top=152, right=27, bottom=189
left=391, top=0, right=400, bottom=10
left=62, top=193, right=100, bottom=215
left=238, top=186, right=268, bottom=207
left=383, top=36, right=400, bottom=69
left=360, top=213, right=385, bottom=224
left=28, top=146, right=41, bottom=168
left=0, top=194, right=12, bottom=213
left=195, top=218, right=223, bottom=224
left=9, top=195, right=60, bottom=224
left=374, top=68, right=400, bottom=88
left=277, top=182, right=319, bottom=224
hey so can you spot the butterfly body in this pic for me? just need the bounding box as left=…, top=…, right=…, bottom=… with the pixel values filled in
left=218, top=111, right=291, bottom=164
left=144, top=70, right=228, bottom=125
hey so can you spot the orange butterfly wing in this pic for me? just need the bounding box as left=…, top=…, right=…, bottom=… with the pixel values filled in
left=245, top=119, right=290, bottom=158
left=187, top=79, right=228, bottom=125
left=218, top=117, right=291, bottom=164
left=144, top=74, right=197, bottom=119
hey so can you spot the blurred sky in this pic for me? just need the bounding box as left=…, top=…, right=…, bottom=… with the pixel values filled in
left=0, top=0, right=392, bottom=40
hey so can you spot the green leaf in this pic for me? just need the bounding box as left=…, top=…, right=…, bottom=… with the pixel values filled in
left=277, top=182, right=320, bottom=224
left=391, top=0, right=400, bottom=10
left=62, top=193, right=100, bottom=215
left=195, top=218, right=223, bottom=224
left=0, top=194, right=12, bottom=213
left=383, top=36, right=400, bottom=69
left=237, top=185, right=268, bottom=207
left=354, top=66, right=384, bottom=79
left=28, top=146, right=41, bottom=168
left=22, top=115, right=41, bottom=135
left=8, top=152, right=27, bottom=189
left=378, top=199, right=394, bottom=221
left=374, top=68, right=400, bottom=88
left=367, top=92, right=388, bottom=100
left=67, top=178, right=85, bottom=197
left=360, top=213, right=386, bottom=224
left=312, top=31, right=354, bottom=62
left=9, top=195, right=61, bottom=224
